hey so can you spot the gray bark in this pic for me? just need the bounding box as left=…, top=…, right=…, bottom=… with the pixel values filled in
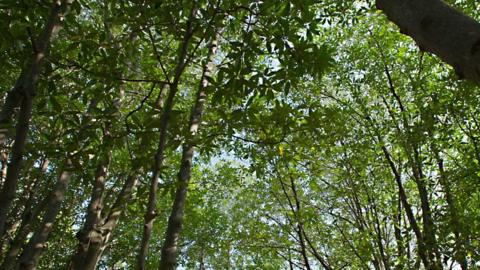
left=69, top=152, right=111, bottom=270
left=136, top=4, right=197, bottom=269
left=75, top=175, right=139, bottom=270
left=158, top=33, right=218, bottom=270
left=0, top=0, right=70, bottom=238
left=16, top=168, right=72, bottom=270
left=376, top=0, right=480, bottom=84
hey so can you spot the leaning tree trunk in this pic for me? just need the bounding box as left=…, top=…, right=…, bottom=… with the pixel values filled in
left=69, top=14, right=134, bottom=267
left=0, top=159, right=49, bottom=269
left=69, top=150, right=111, bottom=270
left=73, top=174, right=139, bottom=270
left=0, top=0, right=71, bottom=239
left=158, top=33, right=218, bottom=270
left=136, top=5, right=197, bottom=269
left=16, top=167, right=72, bottom=270
left=376, top=0, right=480, bottom=85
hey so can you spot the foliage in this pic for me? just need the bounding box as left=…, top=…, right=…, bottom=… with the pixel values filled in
left=0, top=0, right=479, bottom=269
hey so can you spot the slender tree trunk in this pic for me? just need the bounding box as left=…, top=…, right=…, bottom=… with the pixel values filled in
left=393, top=192, right=404, bottom=269
left=158, top=32, right=218, bottom=270
left=0, top=188, right=49, bottom=270
left=428, top=130, right=467, bottom=269
left=0, top=0, right=70, bottom=238
left=70, top=17, right=138, bottom=267
left=0, top=158, right=49, bottom=265
left=380, top=61, right=441, bottom=269
left=376, top=0, right=480, bottom=85
left=0, top=152, right=7, bottom=187
left=198, top=248, right=205, bottom=270
left=380, top=144, right=430, bottom=269
left=368, top=194, right=391, bottom=270
left=16, top=167, right=72, bottom=270
left=409, top=153, right=441, bottom=269
left=288, top=176, right=311, bottom=270
left=0, top=97, right=33, bottom=240
left=136, top=4, right=197, bottom=269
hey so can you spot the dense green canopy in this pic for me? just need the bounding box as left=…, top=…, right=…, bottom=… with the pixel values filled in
left=0, top=0, right=479, bottom=269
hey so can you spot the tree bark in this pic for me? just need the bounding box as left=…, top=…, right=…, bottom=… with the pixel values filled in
left=393, top=192, right=405, bottom=269
left=16, top=167, right=72, bottom=270
left=0, top=152, right=7, bottom=187
left=75, top=174, right=139, bottom=270
left=69, top=150, right=111, bottom=270
left=0, top=187, right=49, bottom=270
left=136, top=4, right=197, bottom=269
left=376, top=0, right=480, bottom=84
left=427, top=123, right=467, bottom=269
left=0, top=0, right=70, bottom=239
left=0, top=158, right=49, bottom=268
left=380, top=145, right=431, bottom=269
left=158, top=32, right=218, bottom=270
left=70, top=19, right=137, bottom=268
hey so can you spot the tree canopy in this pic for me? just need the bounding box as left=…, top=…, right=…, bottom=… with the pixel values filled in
left=0, top=0, right=479, bottom=269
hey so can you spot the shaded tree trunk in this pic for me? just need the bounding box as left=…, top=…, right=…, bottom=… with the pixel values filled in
left=69, top=150, right=111, bottom=269
left=158, top=32, right=218, bottom=270
left=0, top=158, right=49, bottom=269
left=0, top=188, right=49, bottom=270
left=427, top=125, right=468, bottom=269
left=393, top=192, right=405, bottom=269
left=376, top=0, right=480, bottom=85
left=17, top=167, right=72, bottom=270
left=0, top=152, right=7, bottom=187
left=0, top=0, right=70, bottom=239
left=380, top=144, right=430, bottom=269
left=75, top=174, right=139, bottom=270
left=136, top=4, right=197, bottom=269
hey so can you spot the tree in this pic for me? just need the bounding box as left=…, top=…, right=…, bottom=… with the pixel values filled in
left=377, top=0, right=480, bottom=85
left=0, top=0, right=479, bottom=269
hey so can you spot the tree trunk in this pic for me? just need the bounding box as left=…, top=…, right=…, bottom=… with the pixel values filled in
left=427, top=127, right=468, bottom=269
left=0, top=152, right=7, bottom=187
left=0, top=97, right=33, bottom=240
left=70, top=18, right=137, bottom=268
left=380, top=145, right=431, bottom=269
left=376, top=0, right=480, bottom=85
left=16, top=167, right=72, bottom=270
left=0, top=158, right=49, bottom=268
left=69, top=150, right=111, bottom=269
left=393, top=192, right=405, bottom=269
left=0, top=188, right=49, bottom=270
left=158, top=33, right=218, bottom=270
left=136, top=4, right=197, bottom=269
left=74, top=174, right=139, bottom=270
left=0, top=0, right=70, bottom=238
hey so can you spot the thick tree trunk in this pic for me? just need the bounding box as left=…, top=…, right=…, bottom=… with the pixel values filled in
left=69, top=151, right=111, bottom=269
left=158, top=33, right=218, bottom=270
left=136, top=5, right=197, bottom=269
left=376, top=0, right=480, bottom=84
left=0, top=0, right=70, bottom=238
left=75, top=174, right=138, bottom=270
left=17, top=167, right=72, bottom=270
left=0, top=97, right=33, bottom=240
